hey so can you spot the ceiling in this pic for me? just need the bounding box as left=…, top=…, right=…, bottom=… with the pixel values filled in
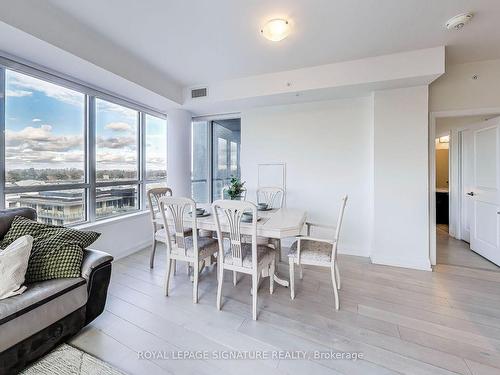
left=38, top=0, right=500, bottom=88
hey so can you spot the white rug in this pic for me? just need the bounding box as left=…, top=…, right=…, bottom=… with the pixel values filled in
left=21, top=344, right=126, bottom=375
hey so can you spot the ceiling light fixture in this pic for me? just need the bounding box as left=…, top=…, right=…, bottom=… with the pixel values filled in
left=261, top=19, right=290, bottom=41
left=445, top=13, right=473, bottom=30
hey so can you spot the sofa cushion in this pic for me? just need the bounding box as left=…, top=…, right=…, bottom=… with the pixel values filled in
left=0, top=278, right=87, bottom=352
left=0, top=216, right=100, bottom=283
left=0, top=208, right=36, bottom=240
left=0, top=235, right=33, bottom=300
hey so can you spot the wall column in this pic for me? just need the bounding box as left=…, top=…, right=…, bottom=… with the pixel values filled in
left=167, top=109, right=192, bottom=197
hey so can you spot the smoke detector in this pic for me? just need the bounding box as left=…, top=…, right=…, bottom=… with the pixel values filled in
left=445, top=13, right=473, bottom=30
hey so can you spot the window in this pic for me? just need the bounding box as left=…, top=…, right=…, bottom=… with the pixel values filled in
left=145, top=114, right=167, bottom=180
left=5, top=70, right=85, bottom=186
left=190, top=118, right=241, bottom=203
left=96, top=98, right=138, bottom=182
left=1, top=63, right=167, bottom=225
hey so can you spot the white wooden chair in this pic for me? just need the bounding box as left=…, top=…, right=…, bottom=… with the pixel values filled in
left=212, top=200, right=276, bottom=320
left=255, top=186, right=285, bottom=255
left=256, top=187, right=285, bottom=209
left=147, top=187, right=172, bottom=268
left=158, top=196, right=219, bottom=303
left=288, top=195, right=348, bottom=310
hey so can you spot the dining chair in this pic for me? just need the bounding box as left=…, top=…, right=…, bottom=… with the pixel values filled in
left=158, top=196, right=219, bottom=303
left=288, top=195, right=348, bottom=310
left=212, top=200, right=276, bottom=320
left=256, top=187, right=285, bottom=209
left=255, top=187, right=285, bottom=257
left=147, top=187, right=172, bottom=268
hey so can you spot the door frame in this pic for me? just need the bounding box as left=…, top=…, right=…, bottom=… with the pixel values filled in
left=429, top=107, right=500, bottom=266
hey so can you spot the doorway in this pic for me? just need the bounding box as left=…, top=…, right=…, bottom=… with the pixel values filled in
left=433, top=114, right=500, bottom=271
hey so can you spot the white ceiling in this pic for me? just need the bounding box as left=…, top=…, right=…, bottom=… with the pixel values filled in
left=41, top=0, right=500, bottom=87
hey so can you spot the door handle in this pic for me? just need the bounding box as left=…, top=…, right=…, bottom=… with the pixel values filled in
left=466, top=192, right=475, bottom=196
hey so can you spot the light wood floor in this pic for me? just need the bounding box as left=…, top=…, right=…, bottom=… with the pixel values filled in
left=437, top=225, right=500, bottom=271
left=70, top=245, right=500, bottom=375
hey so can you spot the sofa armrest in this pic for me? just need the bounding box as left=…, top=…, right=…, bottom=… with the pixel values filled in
left=81, top=248, right=113, bottom=282
left=82, top=248, right=113, bottom=325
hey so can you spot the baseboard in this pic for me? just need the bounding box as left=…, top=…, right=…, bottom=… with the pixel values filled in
left=370, top=254, right=432, bottom=271
left=112, top=239, right=151, bottom=261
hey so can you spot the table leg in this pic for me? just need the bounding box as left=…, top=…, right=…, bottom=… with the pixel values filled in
left=262, top=239, right=289, bottom=288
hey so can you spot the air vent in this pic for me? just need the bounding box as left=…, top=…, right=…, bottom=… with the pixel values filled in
left=191, top=87, right=208, bottom=99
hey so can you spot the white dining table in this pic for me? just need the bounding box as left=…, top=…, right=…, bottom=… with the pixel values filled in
left=158, top=205, right=307, bottom=287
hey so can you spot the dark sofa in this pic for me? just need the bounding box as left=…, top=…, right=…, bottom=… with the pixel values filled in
left=0, top=208, right=113, bottom=374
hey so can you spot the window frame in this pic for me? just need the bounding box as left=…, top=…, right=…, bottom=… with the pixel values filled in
left=0, top=55, right=167, bottom=225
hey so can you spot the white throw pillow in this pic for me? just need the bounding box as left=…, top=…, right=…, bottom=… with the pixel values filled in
left=0, top=235, right=34, bottom=300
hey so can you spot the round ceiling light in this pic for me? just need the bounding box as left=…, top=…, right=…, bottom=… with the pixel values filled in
left=445, top=13, right=473, bottom=30
left=261, top=19, right=290, bottom=41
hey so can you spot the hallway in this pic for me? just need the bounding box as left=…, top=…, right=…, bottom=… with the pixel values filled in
left=437, top=225, right=500, bottom=271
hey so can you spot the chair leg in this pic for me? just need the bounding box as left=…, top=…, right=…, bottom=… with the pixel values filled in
left=233, top=271, right=238, bottom=286
left=193, top=260, right=199, bottom=304
left=330, top=265, right=340, bottom=310
left=252, top=273, right=258, bottom=320
left=150, top=238, right=157, bottom=269
left=270, top=259, right=275, bottom=295
left=334, top=262, right=341, bottom=290
left=216, top=263, right=224, bottom=311
left=299, top=265, right=303, bottom=280
left=164, top=256, right=172, bottom=296
left=289, top=258, right=295, bottom=300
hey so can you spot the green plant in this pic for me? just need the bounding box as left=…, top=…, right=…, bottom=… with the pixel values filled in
left=227, top=176, right=246, bottom=199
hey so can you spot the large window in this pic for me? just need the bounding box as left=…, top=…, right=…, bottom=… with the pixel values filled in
left=191, top=118, right=241, bottom=203
left=5, top=70, right=85, bottom=186
left=1, top=64, right=167, bottom=225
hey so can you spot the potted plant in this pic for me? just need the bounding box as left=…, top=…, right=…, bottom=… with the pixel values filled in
left=226, top=176, right=246, bottom=200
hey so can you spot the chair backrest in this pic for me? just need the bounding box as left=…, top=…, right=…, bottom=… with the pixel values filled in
left=221, top=186, right=247, bottom=201
left=158, top=196, right=197, bottom=257
left=332, top=195, right=348, bottom=258
left=212, top=199, right=257, bottom=269
left=257, top=187, right=285, bottom=209
left=147, top=187, right=172, bottom=222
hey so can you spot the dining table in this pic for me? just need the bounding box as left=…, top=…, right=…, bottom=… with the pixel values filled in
left=158, top=205, right=307, bottom=287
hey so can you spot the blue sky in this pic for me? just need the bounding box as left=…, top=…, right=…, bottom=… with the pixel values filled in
left=5, top=70, right=166, bottom=172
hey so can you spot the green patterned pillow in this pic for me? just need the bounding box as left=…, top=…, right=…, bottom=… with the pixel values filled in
left=0, top=216, right=100, bottom=283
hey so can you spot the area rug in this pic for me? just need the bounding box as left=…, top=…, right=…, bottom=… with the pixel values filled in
left=21, top=344, right=126, bottom=375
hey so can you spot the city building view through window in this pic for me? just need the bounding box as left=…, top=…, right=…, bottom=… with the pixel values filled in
left=191, top=118, right=241, bottom=203
left=2, top=68, right=167, bottom=225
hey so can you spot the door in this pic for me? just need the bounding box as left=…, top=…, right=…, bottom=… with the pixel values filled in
left=468, top=117, right=500, bottom=265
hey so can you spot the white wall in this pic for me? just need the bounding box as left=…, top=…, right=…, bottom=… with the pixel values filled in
left=77, top=212, right=151, bottom=260
left=371, top=86, right=431, bottom=270
left=430, top=59, right=500, bottom=112
left=241, top=97, right=373, bottom=256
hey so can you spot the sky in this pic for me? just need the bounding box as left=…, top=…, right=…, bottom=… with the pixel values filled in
left=5, top=69, right=167, bottom=175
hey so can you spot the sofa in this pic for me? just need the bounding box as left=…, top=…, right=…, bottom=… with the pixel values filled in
left=0, top=208, right=113, bottom=374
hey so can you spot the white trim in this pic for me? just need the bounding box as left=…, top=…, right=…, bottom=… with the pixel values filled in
left=192, top=113, right=241, bottom=121
left=75, top=209, right=149, bottom=230
left=371, top=253, right=432, bottom=271
left=429, top=107, right=500, bottom=266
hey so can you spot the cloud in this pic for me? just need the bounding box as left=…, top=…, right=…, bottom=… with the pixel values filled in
left=5, top=124, right=83, bottom=152
left=105, top=122, right=133, bottom=132
left=32, top=118, right=42, bottom=122
left=7, top=72, right=83, bottom=106
left=6, top=89, right=33, bottom=97
left=97, top=135, right=136, bottom=149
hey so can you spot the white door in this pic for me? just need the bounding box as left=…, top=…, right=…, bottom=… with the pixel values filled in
left=468, top=117, right=500, bottom=265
